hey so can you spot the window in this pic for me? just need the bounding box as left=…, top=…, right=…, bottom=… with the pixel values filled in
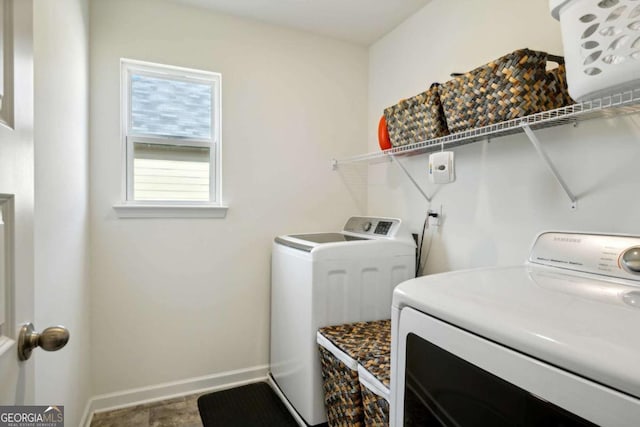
left=116, top=59, right=225, bottom=218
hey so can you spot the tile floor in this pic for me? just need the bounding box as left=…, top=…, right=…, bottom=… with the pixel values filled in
left=90, top=393, right=203, bottom=427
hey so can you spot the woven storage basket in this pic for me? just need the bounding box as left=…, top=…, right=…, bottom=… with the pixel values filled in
left=360, top=386, right=389, bottom=427
left=546, top=63, right=575, bottom=111
left=358, top=356, right=391, bottom=427
left=440, top=49, right=573, bottom=133
left=383, top=84, right=449, bottom=147
left=317, top=345, right=364, bottom=427
left=317, top=320, right=391, bottom=427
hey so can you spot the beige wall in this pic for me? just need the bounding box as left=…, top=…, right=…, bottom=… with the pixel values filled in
left=368, top=0, right=640, bottom=272
left=33, top=0, right=91, bottom=424
left=90, top=0, right=368, bottom=394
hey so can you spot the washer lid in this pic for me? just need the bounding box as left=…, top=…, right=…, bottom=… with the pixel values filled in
left=393, top=265, right=640, bottom=400
left=274, top=232, right=368, bottom=252
left=289, top=233, right=368, bottom=244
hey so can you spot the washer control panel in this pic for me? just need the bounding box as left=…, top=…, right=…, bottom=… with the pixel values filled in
left=621, top=247, right=640, bottom=273
left=343, top=217, right=400, bottom=238
left=529, top=232, right=640, bottom=281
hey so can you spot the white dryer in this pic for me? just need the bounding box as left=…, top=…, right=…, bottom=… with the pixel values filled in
left=391, top=231, right=640, bottom=427
left=270, top=216, right=416, bottom=426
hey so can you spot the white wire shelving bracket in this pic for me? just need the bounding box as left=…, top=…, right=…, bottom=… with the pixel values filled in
left=522, top=123, right=577, bottom=210
left=331, top=88, right=640, bottom=210
left=390, top=155, right=432, bottom=203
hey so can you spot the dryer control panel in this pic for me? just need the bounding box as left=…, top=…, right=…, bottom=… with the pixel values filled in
left=529, top=232, right=640, bottom=281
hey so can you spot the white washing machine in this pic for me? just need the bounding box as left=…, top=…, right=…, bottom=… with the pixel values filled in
left=391, top=231, right=640, bottom=427
left=270, top=216, right=416, bottom=426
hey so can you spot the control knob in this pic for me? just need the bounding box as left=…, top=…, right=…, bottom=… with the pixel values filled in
left=363, top=221, right=373, bottom=232
left=621, top=247, right=640, bottom=274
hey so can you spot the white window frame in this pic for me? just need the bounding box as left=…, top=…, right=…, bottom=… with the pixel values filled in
left=114, top=59, right=227, bottom=218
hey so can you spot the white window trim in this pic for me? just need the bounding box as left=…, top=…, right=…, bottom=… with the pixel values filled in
left=113, top=202, right=228, bottom=219
left=116, top=59, right=226, bottom=218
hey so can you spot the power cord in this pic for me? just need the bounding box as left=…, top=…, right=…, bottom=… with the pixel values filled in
left=415, top=216, right=428, bottom=276
left=416, top=211, right=439, bottom=277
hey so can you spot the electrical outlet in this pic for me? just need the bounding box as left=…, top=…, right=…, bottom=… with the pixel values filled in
left=427, top=205, right=443, bottom=227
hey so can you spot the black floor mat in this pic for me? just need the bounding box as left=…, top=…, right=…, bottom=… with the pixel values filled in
left=197, top=382, right=299, bottom=427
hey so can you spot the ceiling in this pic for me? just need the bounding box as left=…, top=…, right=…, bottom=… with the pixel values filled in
left=169, top=0, right=430, bottom=45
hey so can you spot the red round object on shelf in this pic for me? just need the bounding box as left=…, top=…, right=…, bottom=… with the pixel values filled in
left=378, top=116, right=392, bottom=150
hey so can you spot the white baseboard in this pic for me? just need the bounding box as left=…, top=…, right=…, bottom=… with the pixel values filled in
left=80, top=364, right=269, bottom=427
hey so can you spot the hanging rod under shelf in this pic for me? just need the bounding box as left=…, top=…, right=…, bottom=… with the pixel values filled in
left=332, top=87, right=640, bottom=167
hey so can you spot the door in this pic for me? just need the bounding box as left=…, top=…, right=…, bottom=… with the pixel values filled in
left=0, top=0, right=35, bottom=404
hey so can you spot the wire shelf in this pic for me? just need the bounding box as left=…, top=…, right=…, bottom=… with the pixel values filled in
left=334, top=88, right=640, bottom=166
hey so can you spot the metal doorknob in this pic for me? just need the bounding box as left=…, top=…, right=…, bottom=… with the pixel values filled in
left=18, top=323, right=69, bottom=361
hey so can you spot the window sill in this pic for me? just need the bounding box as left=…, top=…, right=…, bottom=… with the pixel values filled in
left=113, top=203, right=228, bottom=218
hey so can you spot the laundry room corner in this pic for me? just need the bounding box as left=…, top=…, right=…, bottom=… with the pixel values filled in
left=5, top=0, right=640, bottom=424
left=88, top=0, right=369, bottom=399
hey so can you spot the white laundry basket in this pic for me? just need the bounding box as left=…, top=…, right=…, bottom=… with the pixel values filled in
left=550, top=0, right=640, bottom=101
